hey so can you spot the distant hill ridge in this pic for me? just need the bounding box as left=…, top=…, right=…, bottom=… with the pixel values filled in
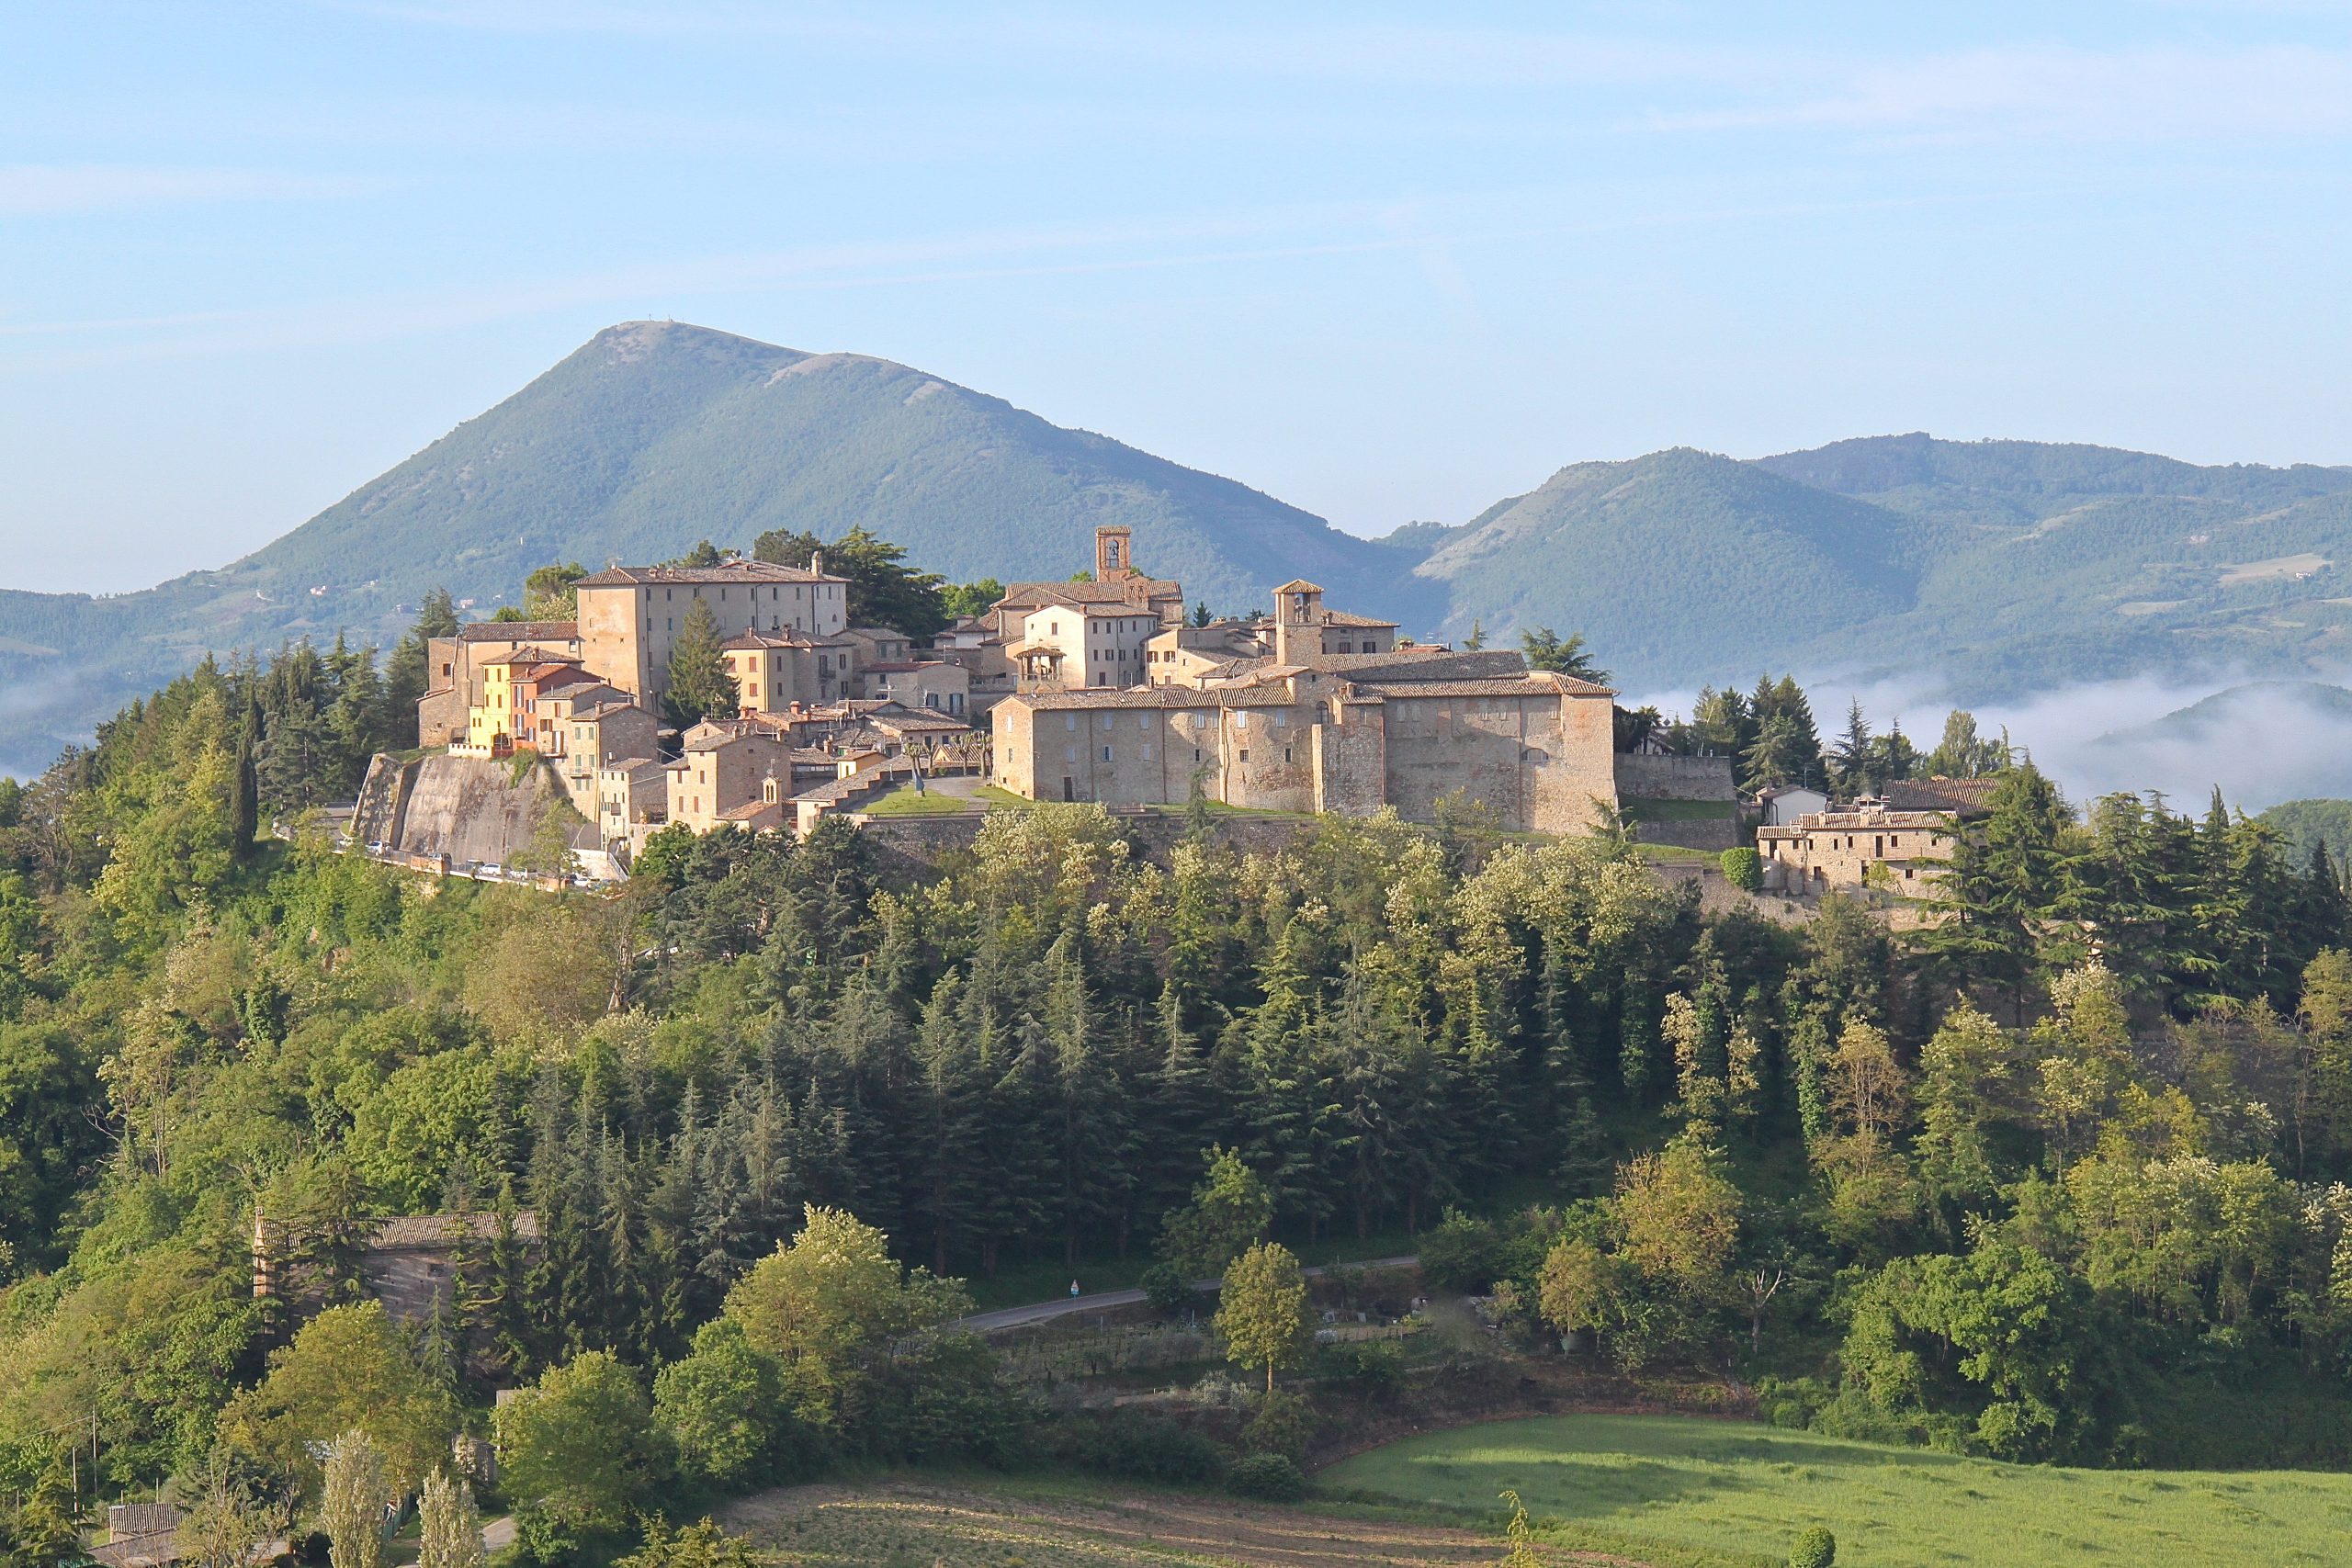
left=10, top=325, right=2352, bottom=775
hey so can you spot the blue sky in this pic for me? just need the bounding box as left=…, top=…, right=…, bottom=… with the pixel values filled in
left=8, top=1, right=2352, bottom=593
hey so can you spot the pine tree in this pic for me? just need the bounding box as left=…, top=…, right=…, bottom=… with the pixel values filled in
left=1831, top=698, right=1874, bottom=797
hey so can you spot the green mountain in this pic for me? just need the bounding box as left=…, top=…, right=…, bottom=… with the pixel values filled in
left=16, top=347, right=2352, bottom=781
left=1414, top=434, right=2352, bottom=695
left=2258, top=798, right=2352, bottom=862
left=0, top=321, right=1419, bottom=774
left=1408, top=447, right=1926, bottom=676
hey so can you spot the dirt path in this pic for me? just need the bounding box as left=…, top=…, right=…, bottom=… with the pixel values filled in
left=721, top=1477, right=1647, bottom=1567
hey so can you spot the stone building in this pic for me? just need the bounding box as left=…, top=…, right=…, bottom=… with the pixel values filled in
left=990, top=649, right=1618, bottom=833
left=861, top=660, right=970, bottom=714
left=1143, top=617, right=1268, bottom=683
left=574, top=558, right=852, bottom=706
left=662, top=718, right=794, bottom=834
left=1010, top=603, right=1170, bottom=690
left=989, top=525, right=1187, bottom=640
left=419, top=620, right=584, bottom=747
left=1269, top=580, right=1398, bottom=660
left=1756, top=778, right=1998, bottom=894
left=252, top=1209, right=542, bottom=1324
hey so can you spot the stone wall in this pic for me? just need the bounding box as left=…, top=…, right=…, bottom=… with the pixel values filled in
left=1615, top=753, right=1737, bottom=801
left=371, top=753, right=594, bottom=868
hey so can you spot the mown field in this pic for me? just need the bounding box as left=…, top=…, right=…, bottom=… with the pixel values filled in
left=718, top=1476, right=1529, bottom=1567
left=1324, top=1414, right=2352, bottom=1567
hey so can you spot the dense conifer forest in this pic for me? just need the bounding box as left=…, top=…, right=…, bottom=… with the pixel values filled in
left=7, top=636, right=2352, bottom=1563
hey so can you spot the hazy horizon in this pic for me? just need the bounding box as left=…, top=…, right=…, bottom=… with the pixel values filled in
left=10, top=1, right=2352, bottom=594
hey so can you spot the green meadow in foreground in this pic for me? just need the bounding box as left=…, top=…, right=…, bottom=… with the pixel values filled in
left=1324, top=1414, right=2352, bottom=1568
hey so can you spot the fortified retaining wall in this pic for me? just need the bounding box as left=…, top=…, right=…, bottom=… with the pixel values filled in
left=1614, top=753, right=1737, bottom=801
left=353, top=752, right=595, bottom=869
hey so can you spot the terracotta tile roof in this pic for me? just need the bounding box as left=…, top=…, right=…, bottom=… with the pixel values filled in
left=1362, top=673, right=1611, bottom=698
left=722, top=629, right=814, bottom=649
left=998, top=579, right=1182, bottom=608
left=457, top=620, right=578, bottom=642
left=1322, top=610, right=1398, bottom=628
left=1881, top=777, right=2002, bottom=816
left=1204, top=649, right=1540, bottom=684
left=367, top=1212, right=542, bottom=1249
left=1272, top=578, right=1328, bottom=594
left=477, top=645, right=576, bottom=668
left=577, top=560, right=844, bottom=587
left=1001, top=686, right=1216, bottom=710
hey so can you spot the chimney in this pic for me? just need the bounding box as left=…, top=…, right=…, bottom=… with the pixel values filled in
left=811, top=549, right=825, bottom=578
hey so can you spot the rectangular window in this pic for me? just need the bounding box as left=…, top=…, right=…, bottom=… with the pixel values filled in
left=1142, top=743, right=1153, bottom=760
left=1238, top=749, right=1250, bottom=763
left=1102, top=746, right=1114, bottom=761
left=1065, top=715, right=1078, bottom=730
left=1284, top=747, right=1293, bottom=762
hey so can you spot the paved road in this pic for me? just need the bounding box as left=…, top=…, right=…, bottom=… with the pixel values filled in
left=960, top=1255, right=1419, bottom=1333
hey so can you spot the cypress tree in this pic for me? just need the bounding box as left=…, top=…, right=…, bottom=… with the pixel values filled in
left=662, top=595, right=739, bottom=727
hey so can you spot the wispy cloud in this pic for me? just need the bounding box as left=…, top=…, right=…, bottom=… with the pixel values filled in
left=1649, top=44, right=2352, bottom=141
left=0, top=180, right=2052, bottom=373
left=0, top=164, right=391, bottom=216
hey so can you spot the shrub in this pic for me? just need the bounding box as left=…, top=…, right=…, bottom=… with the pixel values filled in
left=1225, top=1453, right=1306, bottom=1502
left=1139, top=1261, right=1204, bottom=1317
left=1316, top=1339, right=1406, bottom=1397
left=1720, top=847, right=1763, bottom=892
left=1418, top=1209, right=1504, bottom=1294
left=1789, top=1525, right=1837, bottom=1568
left=1241, top=1389, right=1316, bottom=1461
left=1046, top=1412, right=1225, bottom=1484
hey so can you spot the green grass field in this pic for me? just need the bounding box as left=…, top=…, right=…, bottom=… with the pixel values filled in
left=1622, top=797, right=1738, bottom=823
left=858, top=784, right=980, bottom=817
left=1322, top=1414, right=2352, bottom=1567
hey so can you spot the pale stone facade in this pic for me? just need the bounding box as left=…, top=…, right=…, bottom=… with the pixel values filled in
left=990, top=655, right=1617, bottom=834
left=860, top=660, right=969, bottom=714
left=420, top=622, right=583, bottom=747
left=662, top=723, right=794, bottom=835
left=1012, top=604, right=1167, bottom=689
left=575, top=558, right=851, bottom=705
left=1757, top=805, right=1958, bottom=894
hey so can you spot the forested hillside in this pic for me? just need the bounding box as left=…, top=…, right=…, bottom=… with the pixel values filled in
left=7, top=649, right=2352, bottom=1565
left=1408, top=448, right=1926, bottom=671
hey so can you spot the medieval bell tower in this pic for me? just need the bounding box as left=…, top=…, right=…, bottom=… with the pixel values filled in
left=1095, top=525, right=1135, bottom=581
left=1270, top=579, right=1326, bottom=664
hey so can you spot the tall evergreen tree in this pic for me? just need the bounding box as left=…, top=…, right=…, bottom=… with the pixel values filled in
left=662, top=596, right=738, bottom=727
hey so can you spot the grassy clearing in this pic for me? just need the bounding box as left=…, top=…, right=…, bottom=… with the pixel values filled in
left=1621, top=797, right=1736, bottom=823
left=719, top=1473, right=1518, bottom=1567
left=1636, top=844, right=1719, bottom=865
left=860, top=785, right=980, bottom=817
left=1323, top=1413, right=2352, bottom=1568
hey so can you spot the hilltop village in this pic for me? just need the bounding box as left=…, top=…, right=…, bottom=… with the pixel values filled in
left=353, top=525, right=1987, bottom=887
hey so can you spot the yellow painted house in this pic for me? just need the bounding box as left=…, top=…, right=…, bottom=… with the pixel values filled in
left=466, top=656, right=520, bottom=751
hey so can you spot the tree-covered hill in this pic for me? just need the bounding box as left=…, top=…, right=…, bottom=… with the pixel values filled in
left=1408, top=446, right=1928, bottom=675
left=1419, top=434, right=2352, bottom=695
